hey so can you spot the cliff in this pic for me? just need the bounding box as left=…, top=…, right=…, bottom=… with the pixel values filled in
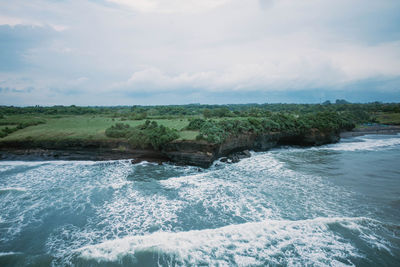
left=163, top=129, right=339, bottom=167
left=0, top=129, right=340, bottom=167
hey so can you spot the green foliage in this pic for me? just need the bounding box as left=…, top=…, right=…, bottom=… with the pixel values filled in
left=375, top=112, right=400, bottom=125
left=203, top=109, right=212, bottom=118
left=186, top=118, right=206, bottom=130
left=1, top=102, right=400, bottom=119
left=104, top=123, right=131, bottom=138
left=197, top=121, right=227, bottom=143
left=105, top=121, right=179, bottom=150
left=2, top=102, right=396, bottom=144
left=195, top=111, right=356, bottom=144
left=0, top=119, right=45, bottom=138
left=0, top=126, right=18, bottom=138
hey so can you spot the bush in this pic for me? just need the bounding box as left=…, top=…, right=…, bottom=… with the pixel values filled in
left=186, top=118, right=206, bottom=130
left=194, top=111, right=354, bottom=144
left=0, top=126, right=18, bottom=138
left=105, top=123, right=131, bottom=138
left=0, top=119, right=45, bottom=138
left=105, top=121, right=178, bottom=150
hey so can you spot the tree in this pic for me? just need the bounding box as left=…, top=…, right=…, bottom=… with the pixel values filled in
left=203, top=109, right=212, bottom=118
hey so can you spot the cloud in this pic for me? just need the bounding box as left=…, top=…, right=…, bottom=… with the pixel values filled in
left=114, top=37, right=400, bottom=93
left=106, top=0, right=230, bottom=13
left=0, top=0, right=399, bottom=105
left=0, top=24, right=58, bottom=71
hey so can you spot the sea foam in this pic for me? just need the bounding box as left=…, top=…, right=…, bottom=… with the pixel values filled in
left=77, top=217, right=386, bottom=266
left=327, top=135, right=400, bottom=152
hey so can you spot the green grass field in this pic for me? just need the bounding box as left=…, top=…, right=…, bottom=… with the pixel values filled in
left=375, top=112, right=400, bottom=125
left=0, top=115, right=197, bottom=142
left=0, top=125, right=15, bottom=131
left=3, top=111, right=398, bottom=143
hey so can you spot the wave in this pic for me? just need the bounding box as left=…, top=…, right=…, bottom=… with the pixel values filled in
left=0, top=252, right=22, bottom=257
left=76, top=217, right=389, bottom=266
left=0, top=187, right=27, bottom=193
left=326, top=135, right=400, bottom=152
left=0, top=159, right=130, bottom=167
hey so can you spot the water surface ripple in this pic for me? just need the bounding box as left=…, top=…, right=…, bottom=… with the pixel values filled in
left=0, top=134, right=400, bottom=266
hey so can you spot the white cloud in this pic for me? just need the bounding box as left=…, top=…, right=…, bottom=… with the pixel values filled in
left=0, top=0, right=399, bottom=104
left=0, top=15, right=68, bottom=31
left=113, top=35, right=400, bottom=93
left=107, top=0, right=230, bottom=13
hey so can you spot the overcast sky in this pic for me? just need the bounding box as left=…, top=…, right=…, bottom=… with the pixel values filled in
left=1, top=0, right=400, bottom=105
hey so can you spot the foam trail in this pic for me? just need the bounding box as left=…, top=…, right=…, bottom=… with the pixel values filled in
left=327, top=135, right=400, bottom=152
left=0, top=252, right=22, bottom=256
left=0, top=159, right=128, bottom=167
left=77, top=217, right=385, bottom=266
left=0, top=187, right=27, bottom=193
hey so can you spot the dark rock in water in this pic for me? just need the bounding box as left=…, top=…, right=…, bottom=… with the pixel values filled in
left=131, top=158, right=142, bottom=164
left=229, top=155, right=240, bottom=163
left=220, top=157, right=228, bottom=163
left=242, top=150, right=251, bottom=157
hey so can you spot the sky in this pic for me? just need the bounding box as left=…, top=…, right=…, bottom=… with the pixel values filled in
left=0, top=0, right=400, bottom=106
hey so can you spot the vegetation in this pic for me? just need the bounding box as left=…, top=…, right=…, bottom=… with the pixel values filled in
left=0, top=118, right=45, bottom=138
left=105, top=120, right=179, bottom=150
left=193, top=111, right=357, bottom=144
left=0, top=101, right=399, bottom=147
left=374, top=112, right=400, bottom=125
left=1, top=101, right=399, bottom=118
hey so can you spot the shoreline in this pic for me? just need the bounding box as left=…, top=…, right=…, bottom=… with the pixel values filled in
left=340, top=125, right=400, bottom=138
left=1, top=125, right=399, bottom=167
left=0, top=129, right=339, bottom=167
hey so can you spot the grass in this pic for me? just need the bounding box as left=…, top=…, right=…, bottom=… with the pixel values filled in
left=375, top=112, right=400, bottom=125
left=0, top=125, right=15, bottom=131
left=178, top=130, right=199, bottom=140
left=0, top=115, right=195, bottom=142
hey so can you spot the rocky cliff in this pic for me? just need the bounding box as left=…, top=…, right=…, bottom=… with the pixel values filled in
left=0, top=129, right=340, bottom=167
left=163, top=129, right=340, bottom=167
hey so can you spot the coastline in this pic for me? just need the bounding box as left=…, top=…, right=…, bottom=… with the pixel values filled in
left=2, top=125, right=399, bottom=167
left=340, top=125, right=400, bottom=138
left=0, top=129, right=339, bottom=167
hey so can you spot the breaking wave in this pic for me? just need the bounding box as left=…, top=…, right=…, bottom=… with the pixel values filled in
left=326, top=134, right=400, bottom=152
left=76, top=217, right=389, bottom=266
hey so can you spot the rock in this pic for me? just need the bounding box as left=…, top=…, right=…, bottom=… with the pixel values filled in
left=242, top=150, right=251, bottom=157
left=131, top=158, right=142, bottom=164
left=229, top=155, right=240, bottom=163
left=302, top=128, right=340, bottom=146
left=220, top=157, right=228, bottom=163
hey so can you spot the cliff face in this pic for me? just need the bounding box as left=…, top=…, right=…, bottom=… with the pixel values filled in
left=301, top=128, right=340, bottom=145
left=163, top=129, right=340, bottom=167
left=162, top=140, right=218, bottom=168
left=0, top=129, right=340, bottom=167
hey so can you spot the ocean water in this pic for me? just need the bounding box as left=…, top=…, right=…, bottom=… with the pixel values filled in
left=0, top=134, right=400, bottom=266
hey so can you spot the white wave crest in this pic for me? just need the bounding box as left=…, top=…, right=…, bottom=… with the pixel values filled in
left=77, top=217, right=383, bottom=266
left=0, top=187, right=27, bottom=193
left=0, top=159, right=129, bottom=167
left=327, top=135, right=400, bottom=152
left=0, top=251, right=22, bottom=256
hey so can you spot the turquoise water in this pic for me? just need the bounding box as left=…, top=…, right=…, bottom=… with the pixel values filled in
left=0, top=134, right=400, bottom=266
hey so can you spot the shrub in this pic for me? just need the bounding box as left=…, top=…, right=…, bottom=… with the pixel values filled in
left=186, top=118, right=206, bottom=130
left=105, top=123, right=131, bottom=138
left=105, top=121, right=178, bottom=150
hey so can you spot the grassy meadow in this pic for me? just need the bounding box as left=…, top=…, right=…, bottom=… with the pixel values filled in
left=1, top=103, right=399, bottom=148
left=375, top=112, right=400, bottom=125
left=0, top=114, right=198, bottom=142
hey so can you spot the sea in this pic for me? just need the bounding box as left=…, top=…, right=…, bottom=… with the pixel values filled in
left=0, top=134, right=400, bottom=266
